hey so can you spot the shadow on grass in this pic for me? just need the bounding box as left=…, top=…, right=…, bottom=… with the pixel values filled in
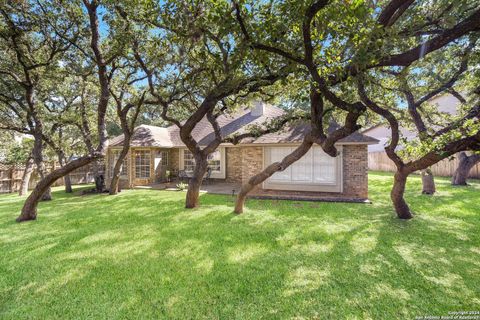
left=0, top=173, right=479, bottom=319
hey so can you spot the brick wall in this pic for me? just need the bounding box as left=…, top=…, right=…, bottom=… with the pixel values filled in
left=241, top=146, right=263, bottom=186
left=342, top=144, right=368, bottom=198
left=105, top=144, right=369, bottom=200
left=225, top=147, right=242, bottom=183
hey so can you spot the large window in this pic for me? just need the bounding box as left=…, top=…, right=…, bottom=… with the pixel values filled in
left=313, top=147, right=336, bottom=183
left=135, top=150, right=151, bottom=178
left=183, top=149, right=222, bottom=173
left=267, top=146, right=339, bottom=186
left=109, top=150, right=128, bottom=178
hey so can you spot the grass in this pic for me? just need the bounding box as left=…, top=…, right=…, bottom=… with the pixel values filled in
left=0, top=171, right=479, bottom=319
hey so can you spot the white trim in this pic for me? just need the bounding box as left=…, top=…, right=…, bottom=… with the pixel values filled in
left=179, top=147, right=226, bottom=179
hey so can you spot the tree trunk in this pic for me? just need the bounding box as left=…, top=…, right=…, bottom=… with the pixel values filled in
left=421, top=168, right=436, bottom=195
left=109, top=144, right=130, bottom=195
left=234, top=139, right=314, bottom=214
left=452, top=152, right=480, bottom=185
left=391, top=170, right=413, bottom=219
left=91, top=160, right=105, bottom=193
left=57, top=151, right=73, bottom=193
left=185, top=155, right=208, bottom=209
left=64, top=174, right=73, bottom=193
left=32, top=134, right=52, bottom=201
left=16, top=156, right=98, bottom=222
left=19, top=157, right=34, bottom=196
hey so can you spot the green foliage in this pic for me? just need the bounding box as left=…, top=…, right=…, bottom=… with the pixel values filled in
left=0, top=136, right=33, bottom=165
left=176, top=182, right=188, bottom=190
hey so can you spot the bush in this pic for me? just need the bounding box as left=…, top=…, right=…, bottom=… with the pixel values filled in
left=176, top=182, right=188, bottom=190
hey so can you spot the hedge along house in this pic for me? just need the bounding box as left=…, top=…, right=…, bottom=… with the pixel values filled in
left=106, top=103, right=378, bottom=201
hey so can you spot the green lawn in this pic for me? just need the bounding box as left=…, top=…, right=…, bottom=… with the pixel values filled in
left=0, top=172, right=479, bottom=319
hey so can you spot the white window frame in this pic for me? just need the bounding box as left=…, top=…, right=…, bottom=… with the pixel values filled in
left=135, top=150, right=151, bottom=179
left=263, top=145, right=343, bottom=192
left=161, top=150, right=169, bottom=166
left=179, top=147, right=226, bottom=179
left=206, top=150, right=222, bottom=173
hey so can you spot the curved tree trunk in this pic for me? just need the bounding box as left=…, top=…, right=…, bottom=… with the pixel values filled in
left=19, top=156, right=34, bottom=196
left=38, top=169, right=52, bottom=200
left=452, top=152, right=480, bottom=185
left=16, top=156, right=98, bottom=222
left=235, top=139, right=313, bottom=214
left=185, top=155, right=208, bottom=209
left=391, top=170, right=413, bottom=219
left=109, top=144, right=130, bottom=195
left=421, top=168, right=436, bottom=195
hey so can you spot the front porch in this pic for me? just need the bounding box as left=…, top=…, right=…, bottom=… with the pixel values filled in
left=134, top=180, right=370, bottom=203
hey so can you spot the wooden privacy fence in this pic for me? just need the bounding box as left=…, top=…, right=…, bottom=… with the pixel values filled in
left=368, top=151, right=480, bottom=178
left=0, top=162, right=105, bottom=194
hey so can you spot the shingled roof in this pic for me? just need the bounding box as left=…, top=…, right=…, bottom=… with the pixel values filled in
left=240, top=122, right=379, bottom=145
left=109, top=125, right=174, bottom=147
left=108, top=104, right=378, bottom=147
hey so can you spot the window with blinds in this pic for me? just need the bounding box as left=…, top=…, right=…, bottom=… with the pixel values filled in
left=267, top=146, right=338, bottom=185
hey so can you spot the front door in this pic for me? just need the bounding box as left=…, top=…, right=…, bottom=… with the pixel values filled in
left=133, top=149, right=152, bottom=186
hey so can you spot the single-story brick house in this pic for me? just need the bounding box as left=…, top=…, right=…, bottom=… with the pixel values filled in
left=106, top=103, right=378, bottom=201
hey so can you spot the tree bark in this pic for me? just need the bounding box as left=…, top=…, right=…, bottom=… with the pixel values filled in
left=15, top=2, right=111, bottom=222
left=109, top=144, right=130, bottom=195
left=421, top=168, right=436, bottom=195
left=391, top=170, right=413, bottom=219
left=16, top=156, right=97, bottom=222
left=91, top=160, right=105, bottom=193
left=57, top=151, right=73, bottom=193
left=32, top=134, right=52, bottom=201
left=19, top=156, right=34, bottom=196
left=452, top=152, right=480, bottom=185
left=185, top=155, right=208, bottom=209
left=234, top=139, right=314, bottom=214
left=64, top=174, right=73, bottom=193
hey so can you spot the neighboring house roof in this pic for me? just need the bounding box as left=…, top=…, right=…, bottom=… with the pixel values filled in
left=362, top=92, right=463, bottom=152
left=108, top=103, right=378, bottom=148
